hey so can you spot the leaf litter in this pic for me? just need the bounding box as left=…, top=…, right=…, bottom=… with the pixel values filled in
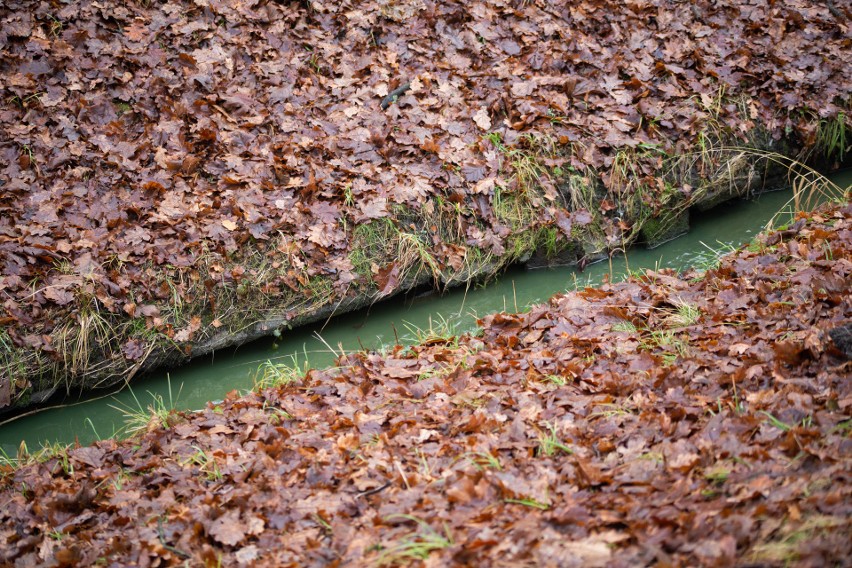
left=1, top=0, right=851, bottom=563
left=1, top=202, right=850, bottom=565
left=0, top=0, right=850, bottom=400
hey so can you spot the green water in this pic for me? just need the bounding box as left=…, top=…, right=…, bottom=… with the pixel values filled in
left=1, top=172, right=849, bottom=455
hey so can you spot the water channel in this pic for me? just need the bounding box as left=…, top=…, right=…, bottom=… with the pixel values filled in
left=1, top=171, right=849, bottom=455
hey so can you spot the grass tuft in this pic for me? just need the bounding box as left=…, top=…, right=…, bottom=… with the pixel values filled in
left=0, top=440, right=74, bottom=476
left=465, top=451, right=502, bottom=471
left=252, top=355, right=310, bottom=391
left=182, top=445, right=223, bottom=482
left=53, top=291, right=117, bottom=389
left=402, top=314, right=461, bottom=346
left=537, top=421, right=573, bottom=457
left=813, top=112, right=849, bottom=166
left=375, top=514, right=453, bottom=566
left=748, top=515, right=845, bottom=564
left=108, top=375, right=183, bottom=437
left=504, top=497, right=549, bottom=510
left=663, top=299, right=702, bottom=327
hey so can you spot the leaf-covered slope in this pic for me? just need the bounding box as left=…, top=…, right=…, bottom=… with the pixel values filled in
left=1, top=204, right=850, bottom=566
left=1, top=0, right=849, bottom=403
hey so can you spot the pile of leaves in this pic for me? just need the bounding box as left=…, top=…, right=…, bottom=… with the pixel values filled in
left=1, top=203, right=849, bottom=566
left=1, top=1, right=850, bottom=402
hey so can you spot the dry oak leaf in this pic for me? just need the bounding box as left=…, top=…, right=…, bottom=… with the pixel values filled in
left=473, top=107, right=492, bottom=130
left=43, top=286, right=75, bottom=306
left=123, top=339, right=147, bottom=361
left=174, top=316, right=202, bottom=343
left=124, top=20, right=148, bottom=42
left=208, top=510, right=246, bottom=546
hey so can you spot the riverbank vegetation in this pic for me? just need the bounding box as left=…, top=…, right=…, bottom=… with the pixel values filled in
left=1, top=0, right=850, bottom=408
left=1, top=200, right=849, bottom=565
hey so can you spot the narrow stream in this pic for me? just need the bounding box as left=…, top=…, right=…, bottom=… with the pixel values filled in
left=2, top=172, right=849, bottom=455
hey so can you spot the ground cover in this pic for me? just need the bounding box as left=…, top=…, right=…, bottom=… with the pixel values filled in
left=1, top=201, right=849, bottom=566
left=1, top=0, right=850, bottom=407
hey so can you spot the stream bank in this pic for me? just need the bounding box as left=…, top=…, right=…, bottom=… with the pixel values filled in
left=1, top=200, right=849, bottom=566
left=2, top=0, right=850, bottom=411
left=1, top=173, right=849, bottom=453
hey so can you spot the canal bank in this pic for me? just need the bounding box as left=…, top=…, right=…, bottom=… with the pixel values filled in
left=1, top=170, right=848, bottom=452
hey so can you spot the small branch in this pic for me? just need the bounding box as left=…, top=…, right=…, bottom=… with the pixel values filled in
left=826, top=0, right=844, bottom=20
left=380, top=83, right=411, bottom=110
left=157, top=518, right=190, bottom=559
left=357, top=480, right=391, bottom=499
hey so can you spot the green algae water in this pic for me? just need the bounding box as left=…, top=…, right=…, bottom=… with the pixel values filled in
left=2, top=172, right=849, bottom=455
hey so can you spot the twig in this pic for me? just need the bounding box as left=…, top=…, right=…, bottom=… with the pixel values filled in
left=826, top=0, right=843, bottom=20
left=380, top=82, right=411, bottom=110
left=357, top=480, right=391, bottom=499
left=211, top=103, right=236, bottom=123
left=157, top=517, right=190, bottom=559
left=394, top=458, right=411, bottom=490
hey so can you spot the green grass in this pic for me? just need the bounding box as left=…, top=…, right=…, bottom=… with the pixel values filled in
left=303, top=272, right=334, bottom=304
left=375, top=515, right=453, bottom=566
left=692, top=240, right=738, bottom=272
left=614, top=312, right=691, bottom=363
left=415, top=361, right=458, bottom=382
left=611, top=320, right=638, bottom=334
left=252, top=355, right=310, bottom=392
left=704, top=464, right=731, bottom=483
left=465, top=451, right=502, bottom=471
left=0, top=440, right=73, bottom=476
left=760, top=411, right=792, bottom=432
left=46, top=14, right=63, bottom=38
left=402, top=314, right=461, bottom=346
left=114, top=100, right=133, bottom=115
left=504, top=497, right=549, bottom=510
left=182, top=445, right=223, bottom=482
left=313, top=513, right=333, bottom=533
left=350, top=215, right=440, bottom=288
left=537, top=421, right=572, bottom=457
left=814, top=112, right=849, bottom=165
left=492, top=184, right=538, bottom=246
left=532, top=225, right=564, bottom=260
left=52, top=291, right=119, bottom=390
left=397, top=230, right=440, bottom=282
left=679, top=147, right=850, bottom=230
left=264, top=404, right=293, bottom=425
left=8, top=93, right=42, bottom=109
left=483, top=131, right=505, bottom=151
left=541, top=374, right=569, bottom=386
left=829, top=420, right=851, bottom=437
left=640, top=330, right=689, bottom=362
left=747, top=515, right=846, bottom=565
left=484, top=133, right=589, bottom=262
left=665, top=299, right=702, bottom=327
left=590, top=402, right=635, bottom=419
left=110, top=468, right=133, bottom=491
left=108, top=375, right=183, bottom=437
left=0, top=329, right=28, bottom=387
left=351, top=218, right=398, bottom=278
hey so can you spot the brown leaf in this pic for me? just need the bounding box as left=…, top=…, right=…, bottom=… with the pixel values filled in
left=208, top=510, right=245, bottom=547
left=375, top=263, right=400, bottom=297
